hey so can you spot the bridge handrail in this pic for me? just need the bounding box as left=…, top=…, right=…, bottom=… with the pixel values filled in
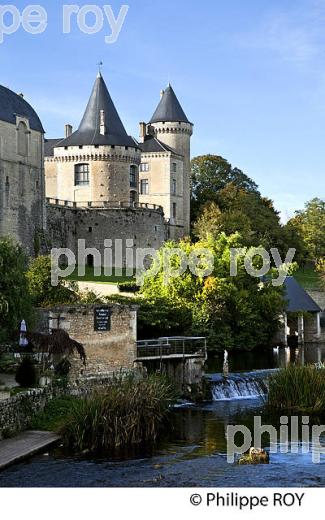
left=136, top=336, right=207, bottom=360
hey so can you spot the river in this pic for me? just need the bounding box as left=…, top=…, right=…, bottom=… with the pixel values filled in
left=1, top=345, right=325, bottom=487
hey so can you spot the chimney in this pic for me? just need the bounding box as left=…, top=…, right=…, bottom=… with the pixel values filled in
left=65, top=124, right=73, bottom=138
left=100, top=110, right=106, bottom=135
left=18, top=93, right=24, bottom=98
left=139, top=122, right=147, bottom=143
left=160, top=89, right=165, bottom=99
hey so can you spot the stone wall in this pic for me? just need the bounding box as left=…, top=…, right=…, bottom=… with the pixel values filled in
left=37, top=304, right=138, bottom=380
left=0, top=372, right=133, bottom=439
left=46, top=202, right=166, bottom=267
left=0, top=118, right=45, bottom=255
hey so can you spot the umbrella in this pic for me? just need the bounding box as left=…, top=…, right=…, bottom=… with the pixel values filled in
left=19, top=320, right=28, bottom=347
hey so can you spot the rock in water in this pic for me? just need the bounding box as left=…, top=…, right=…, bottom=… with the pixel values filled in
left=238, top=447, right=269, bottom=465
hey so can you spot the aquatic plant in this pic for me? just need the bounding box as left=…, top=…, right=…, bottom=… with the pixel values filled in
left=60, top=375, right=176, bottom=453
left=268, top=365, right=325, bottom=413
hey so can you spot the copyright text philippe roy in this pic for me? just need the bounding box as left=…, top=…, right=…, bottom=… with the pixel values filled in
left=189, top=492, right=305, bottom=509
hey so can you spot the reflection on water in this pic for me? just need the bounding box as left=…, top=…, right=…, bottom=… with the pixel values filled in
left=207, top=343, right=325, bottom=373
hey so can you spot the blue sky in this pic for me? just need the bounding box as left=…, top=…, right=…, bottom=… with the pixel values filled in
left=1, top=0, right=325, bottom=220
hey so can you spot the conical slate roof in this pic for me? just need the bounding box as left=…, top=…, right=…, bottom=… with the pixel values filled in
left=58, top=73, right=136, bottom=148
left=149, top=84, right=190, bottom=124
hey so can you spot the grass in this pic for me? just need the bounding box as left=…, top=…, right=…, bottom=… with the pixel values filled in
left=60, top=375, right=177, bottom=453
left=294, top=266, right=321, bottom=290
left=268, top=365, right=325, bottom=413
left=30, top=396, right=77, bottom=431
left=67, top=265, right=135, bottom=285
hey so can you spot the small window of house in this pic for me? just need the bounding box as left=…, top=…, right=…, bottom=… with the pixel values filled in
left=140, top=163, right=150, bottom=172
left=75, top=164, right=90, bottom=186
left=140, top=179, right=149, bottom=195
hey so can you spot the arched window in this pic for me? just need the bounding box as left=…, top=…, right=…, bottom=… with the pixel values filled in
left=130, top=165, right=137, bottom=188
left=130, top=190, right=137, bottom=204
left=17, top=122, right=28, bottom=156
left=75, top=164, right=89, bottom=186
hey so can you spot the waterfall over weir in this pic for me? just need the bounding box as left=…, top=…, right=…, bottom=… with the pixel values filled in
left=206, top=369, right=278, bottom=401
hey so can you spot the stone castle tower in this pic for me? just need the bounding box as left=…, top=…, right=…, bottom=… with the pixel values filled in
left=44, top=74, right=193, bottom=256
left=45, top=72, right=141, bottom=204
left=139, top=84, right=193, bottom=238
left=0, top=86, right=46, bottom=256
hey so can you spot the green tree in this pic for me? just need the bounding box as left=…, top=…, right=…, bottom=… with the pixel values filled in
left=193, top=184, right=304, bottom=262
left=140, top=236, right=285, bottom=352
left=0, top=237, right=34, bottom=342
left=27, top=255, right=78, bottom=307
left=287, top=198, right=325, bottom=263
left=191, top=155, right=259, bottom=222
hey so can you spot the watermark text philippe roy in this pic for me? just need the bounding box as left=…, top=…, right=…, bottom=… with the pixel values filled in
left=0, top=4, right=129, bottom=43
left=50, top=239, right=296, bottom=287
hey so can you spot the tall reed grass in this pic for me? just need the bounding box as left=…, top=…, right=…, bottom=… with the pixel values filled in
left=268, top=365, right=325, bottom=413
left=60, top=375, right=176, bottom=453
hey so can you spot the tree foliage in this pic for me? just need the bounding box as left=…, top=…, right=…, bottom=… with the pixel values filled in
left=0, top=237, right=34, bottom=342
left=287, top=198, right=325, bottom=263
left=191, top=155, right=305, bottom=262
left=26, top=255, right=78, bottom=307
left=191, top=155, right=259, bottom=222
left=140, top=236, right=286, bottom=351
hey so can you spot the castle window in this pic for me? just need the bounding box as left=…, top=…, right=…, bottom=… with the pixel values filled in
left=140, top=179, right=149, bottom=195
left=172, top=179, right=177, bottom=195
left=172, top=203, right=177, bottom=219
left=130, top=165, right=137, bottom=188
left=172, top=162, right=177, bottom=173
left=130, top=190, right=137, bottom=204
left=140, top=163, right=149, bottom=172
left=17, top=121, right=28, bottom=156
left=75, top=163, right=89, bottom=186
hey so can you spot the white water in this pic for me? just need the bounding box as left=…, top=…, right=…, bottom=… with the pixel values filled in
left=207, top=370, right=277, bottom=401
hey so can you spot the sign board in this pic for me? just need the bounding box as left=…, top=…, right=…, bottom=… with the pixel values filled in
left=94, top=307, right=111, bottom=332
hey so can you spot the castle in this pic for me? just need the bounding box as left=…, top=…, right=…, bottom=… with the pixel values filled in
left=0, top=73, right=193, bottom=263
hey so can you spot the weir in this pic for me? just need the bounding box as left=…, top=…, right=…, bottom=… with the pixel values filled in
left=205, top=369, right=278, bottom=401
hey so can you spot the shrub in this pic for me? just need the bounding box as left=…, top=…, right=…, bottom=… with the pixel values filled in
left=60, top=375, right=176, bottom=453
left=268, top=365, right=325, bottom=413
left=15, top=357, right=38, bottom=388
left=118, top=281, right=140, bottom=293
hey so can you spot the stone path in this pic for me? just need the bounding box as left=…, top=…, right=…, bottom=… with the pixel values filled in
left=0, top=431, right=60, bottom=471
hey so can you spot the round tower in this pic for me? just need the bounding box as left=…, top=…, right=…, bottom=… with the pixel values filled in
left=51, top=73, right=141, bottom=205
left=148, top=84, right=193, bottom=235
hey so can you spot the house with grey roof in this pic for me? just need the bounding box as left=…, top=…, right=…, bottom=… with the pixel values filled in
left=275, top=276, right=322, bottom=345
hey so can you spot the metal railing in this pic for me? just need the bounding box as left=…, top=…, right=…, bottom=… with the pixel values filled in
left=136, top=336, right=207, bottom=360
left=46, top=198, right=163, bottom=212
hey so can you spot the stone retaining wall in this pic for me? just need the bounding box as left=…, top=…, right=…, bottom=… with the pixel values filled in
left=0, top=371, right=133, bottom=439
